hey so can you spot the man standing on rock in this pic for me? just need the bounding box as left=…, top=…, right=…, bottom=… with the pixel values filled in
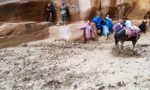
left=46, top=2, right=55, bottom=23
left=60, top=2, right=68, bottom=25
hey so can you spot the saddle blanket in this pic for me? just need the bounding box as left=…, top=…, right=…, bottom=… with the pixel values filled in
left=125, top=26, right=141, bottom=38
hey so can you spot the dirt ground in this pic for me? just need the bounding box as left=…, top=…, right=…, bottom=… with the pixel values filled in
left=0, top=30, right=150, bottom=90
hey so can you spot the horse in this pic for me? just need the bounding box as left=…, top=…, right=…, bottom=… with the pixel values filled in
left=113, top=23, right=146, bottom=50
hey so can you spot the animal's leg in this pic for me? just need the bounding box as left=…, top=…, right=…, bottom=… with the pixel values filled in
left=121, top=41, right=124, bottom=50
left=132, top=40, right=136, bottom=49
left=115, top=39, right=119, bottom=48
left=114, top=34, right=119, bottom=48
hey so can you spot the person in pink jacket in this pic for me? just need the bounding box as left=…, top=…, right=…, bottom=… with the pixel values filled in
left=79, top=21, right=92, bottom=43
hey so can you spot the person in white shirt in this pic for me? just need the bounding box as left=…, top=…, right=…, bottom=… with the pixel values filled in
left=124, top=18, right=132, bottom=27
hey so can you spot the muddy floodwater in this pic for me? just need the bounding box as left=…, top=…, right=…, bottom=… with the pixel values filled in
left=0, top=31, right=150, bottom=90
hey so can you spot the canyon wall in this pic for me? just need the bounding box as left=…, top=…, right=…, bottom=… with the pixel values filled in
left=0, top=0, right=149, bottom=48
left=0, top=0, right=149, bottom=23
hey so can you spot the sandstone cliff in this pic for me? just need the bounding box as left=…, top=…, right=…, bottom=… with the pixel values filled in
left=0, top=0, right=149, bottom=22
left=0, top=1, right=150, bottom=90
left=0, top=0, right=149, bottom=48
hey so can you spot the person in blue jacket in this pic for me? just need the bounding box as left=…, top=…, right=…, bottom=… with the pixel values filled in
left=105, top=15, right=113, bottom=33
left=92, top=15, right=103, bottom=35
left=101, top=20, right=110, bottom=39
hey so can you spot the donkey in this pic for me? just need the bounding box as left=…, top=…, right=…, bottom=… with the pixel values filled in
left=138, top=20, right=148, bottom=33
left=114, top=22, right=147, bottom=50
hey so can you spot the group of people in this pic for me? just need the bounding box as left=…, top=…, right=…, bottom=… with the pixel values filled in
left=46, top=1, right=70, bottom=25
left=79, top=15, right=149, bottom=43
left=46, top=1, right=149, bottom=43
left=79, top=14, right=113, bottom=43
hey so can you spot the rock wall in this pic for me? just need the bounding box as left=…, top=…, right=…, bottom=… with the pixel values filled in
left=0, top=22, right=50, bottom=48
left=0, top=0, right=149, bottom=22
left=0, top=0, right=81, bottom=22
left=0, top=0, right=149, bottom=48
left=0, top=0, right=47, bottom=22
left=0, top=21, right=84, bottom=48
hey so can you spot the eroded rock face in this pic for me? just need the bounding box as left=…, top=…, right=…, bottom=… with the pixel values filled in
left=0, top=0, right=48, bottom=22
left=0, top=22, right=50, bottom=48
left=0, top=22, right=84, bottom=48
left=100, top=0, right=150, bottom=19
left=0, top=0, right=149, bottom=22
left=0, top=0, right=149, bottom=48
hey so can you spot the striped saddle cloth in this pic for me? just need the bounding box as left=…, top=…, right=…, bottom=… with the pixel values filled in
left=125, top=26, right=141, bottom=38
